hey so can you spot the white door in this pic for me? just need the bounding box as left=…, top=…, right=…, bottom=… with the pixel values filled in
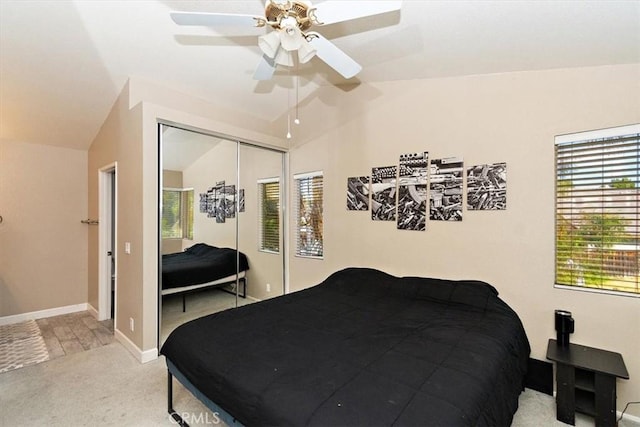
left=98, top=164, right=117, bottom=321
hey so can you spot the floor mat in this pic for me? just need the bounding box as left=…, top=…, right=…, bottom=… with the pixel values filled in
left=0, top=320, right=50, bottom=373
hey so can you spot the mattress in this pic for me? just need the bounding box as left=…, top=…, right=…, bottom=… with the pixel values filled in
left=162, top=243, right=249, bottom=290
left=161, top=267, right=530, bottom=426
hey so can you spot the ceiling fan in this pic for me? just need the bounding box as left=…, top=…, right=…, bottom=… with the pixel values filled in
left=170, top=1, right=402, bottom=80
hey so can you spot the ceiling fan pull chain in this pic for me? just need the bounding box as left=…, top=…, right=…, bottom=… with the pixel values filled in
left=287, top=68, right=292, bottom=139
left=295, top=62, right=300, bottom=125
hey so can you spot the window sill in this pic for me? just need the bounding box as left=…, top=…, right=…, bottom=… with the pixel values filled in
left=554, top=284, right=640, bottom=299
left=295, top=254, right=324, bottom=260
left=259, top=249, right=280, bottom=255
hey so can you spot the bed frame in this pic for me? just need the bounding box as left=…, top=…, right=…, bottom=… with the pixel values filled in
left=161, top=271, right=247, bottom=312
left=167, top=360, right=240, bottom=427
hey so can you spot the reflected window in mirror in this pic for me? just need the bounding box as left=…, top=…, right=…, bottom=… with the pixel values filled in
left=162, top=188, right=194, bottom=240
left=258, top=178, right=280, bottom=253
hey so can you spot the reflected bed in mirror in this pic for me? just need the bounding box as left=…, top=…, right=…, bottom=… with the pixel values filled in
left=161, top=243, right=250, bottom=311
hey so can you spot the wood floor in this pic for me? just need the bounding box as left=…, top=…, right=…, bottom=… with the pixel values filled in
left=19, top=291, right=249, bottom=363
left=35, top=311, right=114, bottom=360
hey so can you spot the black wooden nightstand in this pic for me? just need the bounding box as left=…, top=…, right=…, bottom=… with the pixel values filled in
left=546, top=339, right=629, bottom=427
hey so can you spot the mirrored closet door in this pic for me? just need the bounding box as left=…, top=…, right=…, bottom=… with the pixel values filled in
left=158, top=124, right=285, bottom=344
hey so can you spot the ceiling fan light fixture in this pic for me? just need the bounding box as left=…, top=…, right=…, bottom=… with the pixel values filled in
left=297, top=39, right=316, bottom=63
left=279, top=25, right=303, bottom=51
left=274, top=48, right=294, bottom=67
left=258, top=30, right=281, bottom=58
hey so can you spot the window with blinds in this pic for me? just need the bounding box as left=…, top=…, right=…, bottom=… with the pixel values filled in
left=555, top=124, right=639, bottom=295
left=294, top=171, right=323, bottom=258
left=258, top=178, right=280, bottom=253
left=162, top=189, right=194, bottom=240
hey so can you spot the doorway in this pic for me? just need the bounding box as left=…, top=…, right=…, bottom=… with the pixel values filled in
left=98, top=163, right=117, bottom=323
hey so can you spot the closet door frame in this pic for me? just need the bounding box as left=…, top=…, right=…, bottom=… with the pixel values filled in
left=156, top=120, right=287, bottom=348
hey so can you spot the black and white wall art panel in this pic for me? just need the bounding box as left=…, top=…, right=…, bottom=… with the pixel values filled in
left=429, top=157, right=464, bottom=221
left=397, top=152, right=429, bottom=231
left=199, top=192, right=208, bottom=213
left=222, top=185, right=236, bottom=219
left=371, top=166, right=397, bottom=221
left=214, top=181, right=225, bottom=223
left=467, top=163, right=507, bottom=210
left=347, top=176, right=370, bottom=211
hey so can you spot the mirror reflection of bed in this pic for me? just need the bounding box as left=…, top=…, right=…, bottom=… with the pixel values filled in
left=159, top=125, right=285, bottom=344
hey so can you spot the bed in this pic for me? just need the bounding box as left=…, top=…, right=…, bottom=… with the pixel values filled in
left=161, top=267, right=530, bottom=426
left=161, top=243, right=250, bottom=311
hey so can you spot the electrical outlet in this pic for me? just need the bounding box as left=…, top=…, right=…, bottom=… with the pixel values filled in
left=125, top=242, right=131, bottom=254
left=129, top=317, right=134, bottom=331
left=266, top=283, right=271, bottom=293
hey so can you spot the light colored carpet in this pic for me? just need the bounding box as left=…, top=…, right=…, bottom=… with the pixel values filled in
left=161, top=289, right=254, bottom=344
left=0, top=320, right=49, bottom=373
left=0, top=342, right=210, bottom=426
left=1, top=340, right=638, bottom=426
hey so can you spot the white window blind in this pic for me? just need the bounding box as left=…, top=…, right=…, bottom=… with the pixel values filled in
left=294, top=171, right=323, bottom=258
left=555, top=124, right=639, bottom=295
left=162, top=189, right=194, bottom=240
left=258, top=178, right=280, bottom=253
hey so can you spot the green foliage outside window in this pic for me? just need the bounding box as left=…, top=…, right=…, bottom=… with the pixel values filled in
left=556, top=211, right=631, bottom=287
left=162, top=189, right=193, bottom=240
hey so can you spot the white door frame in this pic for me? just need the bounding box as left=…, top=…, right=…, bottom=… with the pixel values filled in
left=98, top=163, right=117, bottom=321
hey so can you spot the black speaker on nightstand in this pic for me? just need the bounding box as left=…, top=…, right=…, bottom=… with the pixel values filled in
left=554, top=309, right=574, bottom=347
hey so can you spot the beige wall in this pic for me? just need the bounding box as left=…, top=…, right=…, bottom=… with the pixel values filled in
left=162, top=170, right=182, bottom=188
left=288, top=64, right=640, bottom=416
left=88, top=81, right=144, bottom=347
left=0, top=140, right=88, bottom=316
left=238, top=143, right=285, bottom=300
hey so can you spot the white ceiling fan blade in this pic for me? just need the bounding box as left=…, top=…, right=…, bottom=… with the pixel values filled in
left=253, top=54, right=277, bottom=80
left=312, top=1, right=402, bottom=26
left=307, top=32, right=362, bottom=79
left=171, top=12, right=263, bottom=28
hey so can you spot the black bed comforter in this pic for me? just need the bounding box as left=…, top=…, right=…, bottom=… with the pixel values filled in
left=161, top=267, right=530, bottom=426
left=161, top=243, right=249, bottom=290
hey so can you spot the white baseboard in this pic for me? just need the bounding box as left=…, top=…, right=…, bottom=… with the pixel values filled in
left=87, top=303, right=99, bottom=319
left=551, top=391, right=640, bottom=425
left=619, top=409, right=640, bottom=426
left=0, top=303, right=88, bottom=326
left=141, top=347, right=159, bottom=364
left=114, top=328, right=158, bottom=364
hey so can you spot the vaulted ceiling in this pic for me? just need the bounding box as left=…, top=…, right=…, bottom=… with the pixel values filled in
left=1, top=1, right=638, bottom=151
